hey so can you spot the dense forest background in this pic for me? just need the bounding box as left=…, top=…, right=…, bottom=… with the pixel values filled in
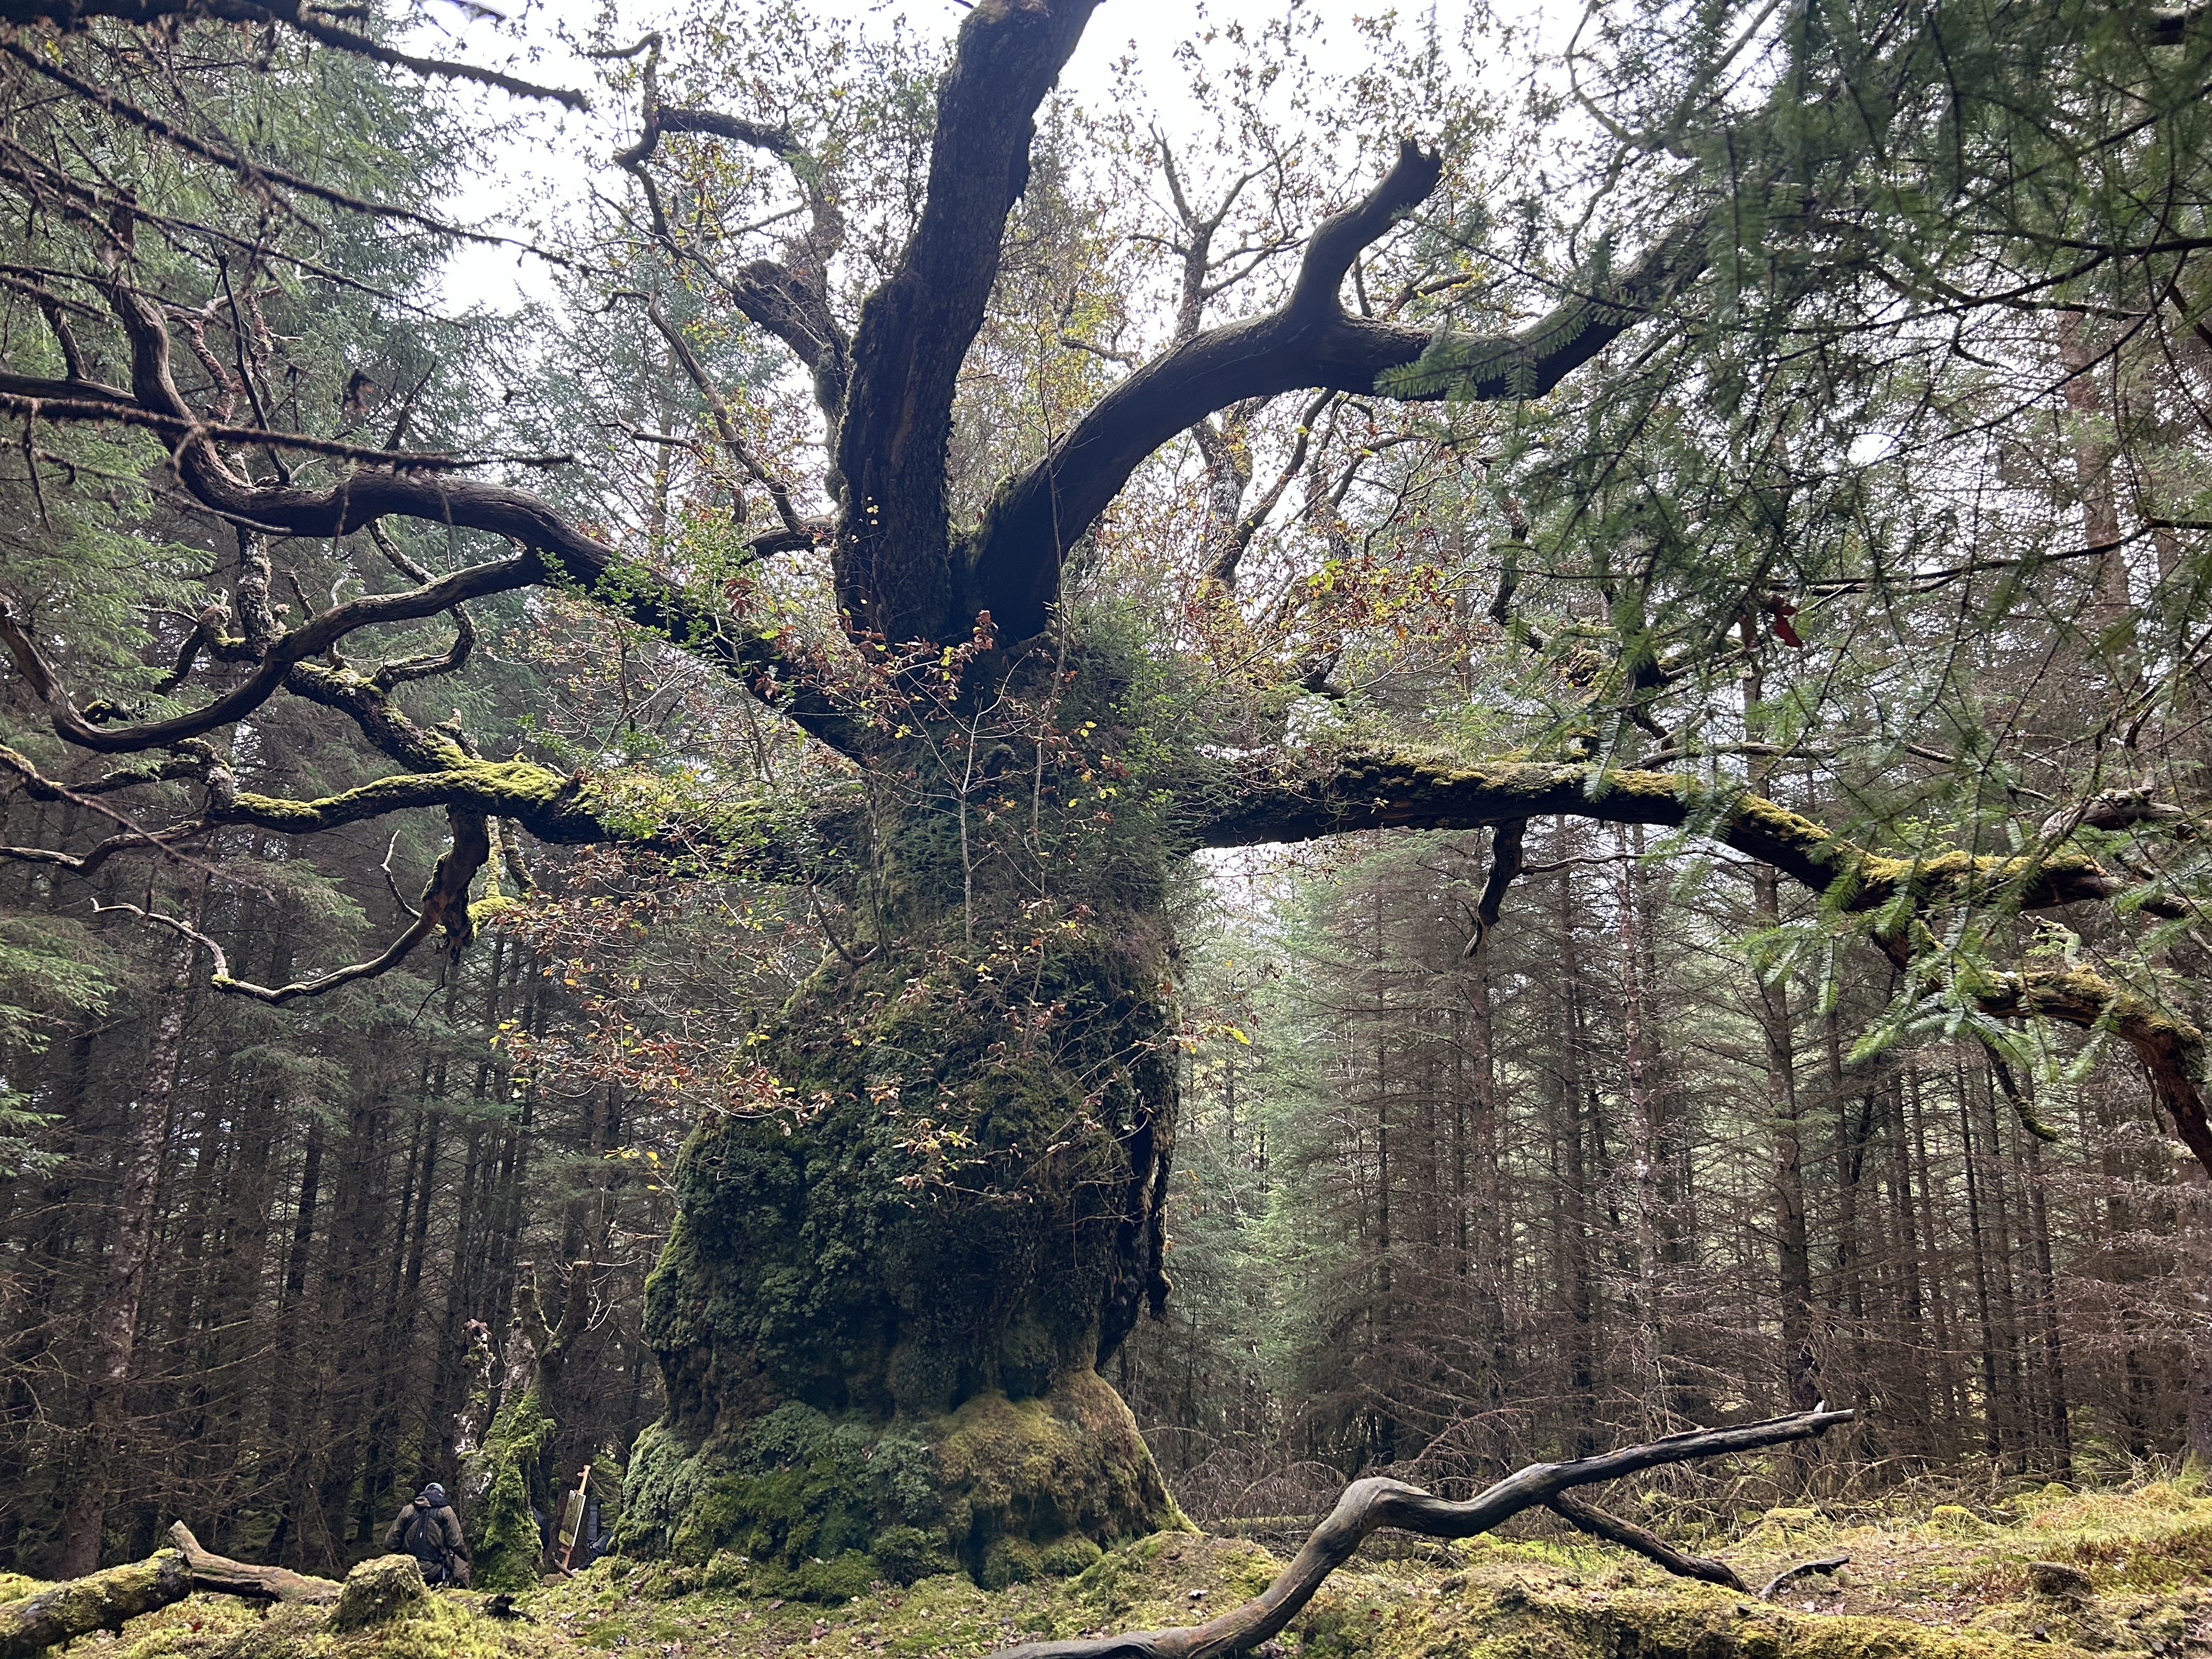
left=1, top=0, right=2209, bottom=1584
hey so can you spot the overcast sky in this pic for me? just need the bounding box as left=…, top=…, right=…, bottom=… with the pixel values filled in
left=420, top=0, right=1532, bottom=312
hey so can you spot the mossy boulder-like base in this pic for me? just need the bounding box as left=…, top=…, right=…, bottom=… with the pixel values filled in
left=624, top=1369, right=1178, bottom=1598
left=471, top=1387, right=557, bottom=1593
left=633, top=921, right=1181, bottom=1586
left=330, top=1559, right=430, bottom=1633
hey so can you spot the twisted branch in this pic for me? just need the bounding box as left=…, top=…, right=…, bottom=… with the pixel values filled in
left=1000, top=1409, right=1852, bottom=1659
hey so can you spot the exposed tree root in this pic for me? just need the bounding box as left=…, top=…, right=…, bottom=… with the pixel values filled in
left=1001, top=1407, right=1854, bottom=1659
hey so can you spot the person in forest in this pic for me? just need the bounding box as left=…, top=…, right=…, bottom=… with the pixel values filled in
left=385, top=1481, right=472, bottom=1588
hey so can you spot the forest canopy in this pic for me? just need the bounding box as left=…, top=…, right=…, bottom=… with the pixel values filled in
left=0, top=0, right=2207, bottom=1607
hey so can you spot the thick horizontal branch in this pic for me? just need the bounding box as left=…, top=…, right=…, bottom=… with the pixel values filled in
left=999, top=1409, right=1851, bottom=1659
left=962, top=158, right=1708, bottom=641
left=2, top=675, right=838, bottom=879
left=1185, top=753, right=2161, bottom=915
left=209, top=760, right=839, bottom=881
left=1186, top=749, right=2212, bottom=1174
left=1977, top=966, right=2212, bottom=1178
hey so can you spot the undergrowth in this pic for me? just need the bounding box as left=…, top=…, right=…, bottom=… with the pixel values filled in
left=26, top=1475, right=2212, bottom=1659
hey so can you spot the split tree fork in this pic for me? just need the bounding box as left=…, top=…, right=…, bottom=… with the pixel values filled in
left=0, top=0, right=2204, bottom=1580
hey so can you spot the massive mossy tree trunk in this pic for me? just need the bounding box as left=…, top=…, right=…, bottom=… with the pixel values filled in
left=12, top=0, right=2212, bottom=1600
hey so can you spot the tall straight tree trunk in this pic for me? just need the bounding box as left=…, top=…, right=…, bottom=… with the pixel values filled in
left=1754, top=862, right=1818, bottom=1412
left=2184, top=1150, right=2212, bottom=1463
left=1463, top=937, right=1512, bottom=1390
left=2017, top=1128, right=2073, bottom=1477
left=2057, top=310, right=2137, bottom=678
left=1551, top=823, right=1599, bottom=1449
left=1958, top=1064, right=2008, bottom=1464
left=60, top=893, right=202, bottom=1574
left=1616, top=825, right=1664, bottom=1411
left=1974, top=1064, right=2030, bottom=1465
left=1742, top=643, right=1816, bottom=1414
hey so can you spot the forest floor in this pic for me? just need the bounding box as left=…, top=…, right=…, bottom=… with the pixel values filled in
left=29, top=1476, right=2212, bottom=1659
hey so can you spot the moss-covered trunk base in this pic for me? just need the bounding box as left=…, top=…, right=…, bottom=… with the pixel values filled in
left=631, top=890, right=1181, bottom=1589
left=624, top=1368, right=1181, bottom=1596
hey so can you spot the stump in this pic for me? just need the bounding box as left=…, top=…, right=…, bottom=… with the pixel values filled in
left=331, top=1555, right=431, bottom=1632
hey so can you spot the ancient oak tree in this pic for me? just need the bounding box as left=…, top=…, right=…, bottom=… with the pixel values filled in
left=2, top=0, right=2208, bottom=1589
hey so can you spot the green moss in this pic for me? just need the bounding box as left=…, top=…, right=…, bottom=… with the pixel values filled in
left=95, top=1483, right=2212, bottom=1659
left=331, top=1558, right=431, bottom=1632
left=105, top=1589, right=296, bottom=1659
left=633, top=896, right=1180, bottom=1577
left=1929, top=1506, right=1997, bottom=1538
left=623, top=1376, right=1167, bottom=1597
left=472, top=1385, right=556, bottom=1592
left=871, top=1527, right=955, bottom=1587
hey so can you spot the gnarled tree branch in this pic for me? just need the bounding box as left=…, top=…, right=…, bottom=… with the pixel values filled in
left=962, top=147, right=1709, bottom=641
left=1000, top=1408, right=1852, bottom=1659
left=833, top=0, right=1099, bottom=646
left=1545, top=1491, right=1749, bottom=1592
left=1184, top=750, right=2212, bottom=1174
left=3, top=281, right=860, bottom=752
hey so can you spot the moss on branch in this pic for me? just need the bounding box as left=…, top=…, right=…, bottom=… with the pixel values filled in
left=1185, top=748, right=2212, bottom=1173
left=1186, top=751, right=2156, bottom=921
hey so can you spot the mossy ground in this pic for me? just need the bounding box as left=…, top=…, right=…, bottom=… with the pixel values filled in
left=33, top=1481, right=2212, bottom=1659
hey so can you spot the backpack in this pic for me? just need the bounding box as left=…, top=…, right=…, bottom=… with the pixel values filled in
left=403, top=1505, right=449, bottom=1582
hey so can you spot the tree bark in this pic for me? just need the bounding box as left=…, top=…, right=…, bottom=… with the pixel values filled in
left=0, top=1550, right=191, bottom=1659
left=60, top=891, right=202, bottom=1574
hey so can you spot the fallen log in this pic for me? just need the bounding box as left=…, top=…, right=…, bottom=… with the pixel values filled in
left=1000, top=1406, right=1855, bottom=1659
left=166, top=1523, right=340, bottom=1604
left=0, top=1549, right=192, bottom=1659
left=0, top=1526, right=342, bottom=1659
